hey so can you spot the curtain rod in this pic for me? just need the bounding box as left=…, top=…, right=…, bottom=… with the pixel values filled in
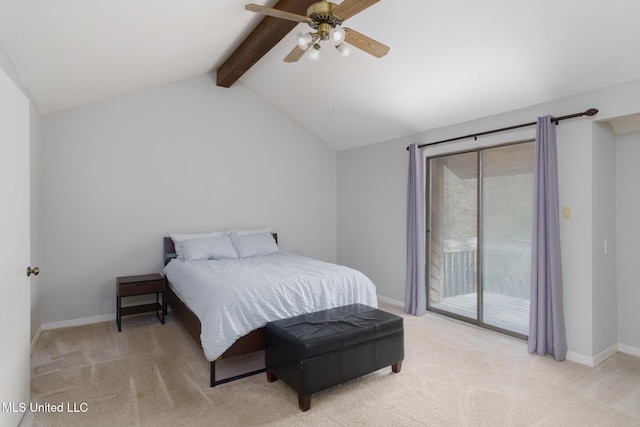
left=406, top=108, right=599, bottom=150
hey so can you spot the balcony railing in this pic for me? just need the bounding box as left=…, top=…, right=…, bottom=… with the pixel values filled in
left=441, top=238, right=531, bottom=300
left=443, top=238, right=477, bottom=298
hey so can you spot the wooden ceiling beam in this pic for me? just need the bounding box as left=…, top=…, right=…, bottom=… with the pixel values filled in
left=216, top=0, right=317, bottom=88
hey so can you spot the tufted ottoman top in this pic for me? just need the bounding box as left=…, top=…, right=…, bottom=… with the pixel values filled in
left=266, top=304, right=403, bottom=359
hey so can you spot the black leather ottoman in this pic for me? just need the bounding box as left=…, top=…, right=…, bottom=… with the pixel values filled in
left=265, top=303, right=404, bottom=411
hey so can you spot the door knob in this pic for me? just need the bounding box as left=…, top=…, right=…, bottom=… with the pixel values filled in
left=27, top=266, right=40, bottom=277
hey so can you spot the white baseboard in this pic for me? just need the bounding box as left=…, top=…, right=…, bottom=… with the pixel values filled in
left=618, top=344, right=640, bottom=357
left=377, top=295, right=404, bottom=308
left=30, top=313, right=116, bottom=355
left=566, top=351, right=595, bottom=366
left=41, top=313, right=115, bottom=331
left=552, top=343, right=639, bottom=367
left=592, top=344, right=619, bottom=366
left=30, top=327, right=42, bottom=354
left=376, top=293, right=639, bottom=368
left=32, top=304, right=640, bottom=366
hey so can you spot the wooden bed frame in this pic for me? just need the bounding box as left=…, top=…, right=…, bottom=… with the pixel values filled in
left=163, top=234, right=277, bottom=387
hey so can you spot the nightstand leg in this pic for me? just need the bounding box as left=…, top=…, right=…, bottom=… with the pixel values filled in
left=117, top=296, right=121, bottom=332
left=156, top=292, right=164, bottom=324
left=161, top=292, right=165, bottom=324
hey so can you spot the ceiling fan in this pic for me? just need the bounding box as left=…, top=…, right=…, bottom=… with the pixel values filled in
left=245, top=0, right=390, bottom=62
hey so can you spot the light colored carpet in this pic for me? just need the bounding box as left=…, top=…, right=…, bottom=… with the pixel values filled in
left=22, top=303, right=640, bottom=426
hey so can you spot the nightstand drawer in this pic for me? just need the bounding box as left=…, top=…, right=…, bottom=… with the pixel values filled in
left=118, top=279, right=164, bottom=296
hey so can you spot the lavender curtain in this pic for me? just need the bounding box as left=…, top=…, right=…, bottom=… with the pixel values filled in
left=529, top=116, right=567, bottom=361
left=405, top=143, right=426, bottom=316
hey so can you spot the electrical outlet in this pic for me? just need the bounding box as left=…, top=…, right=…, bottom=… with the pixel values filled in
left=604, top=239, right=610, bottom=254
left=562, top=205, right=573, bottom=219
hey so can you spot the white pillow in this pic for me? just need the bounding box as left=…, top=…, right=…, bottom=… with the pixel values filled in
left=182, top=236, right=238, bottom=261
left=231, top=232, right=279, bottom=258
left=170, top=231, right=229, bottom=258
left=232, top=227, right=272, bottom=236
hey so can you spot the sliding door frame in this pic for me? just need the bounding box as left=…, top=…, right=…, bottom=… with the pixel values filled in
left=425, top=139, right=534, bottom=341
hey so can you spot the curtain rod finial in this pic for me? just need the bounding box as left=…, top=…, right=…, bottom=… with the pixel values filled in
left=584, top=108, right=598, bottom=117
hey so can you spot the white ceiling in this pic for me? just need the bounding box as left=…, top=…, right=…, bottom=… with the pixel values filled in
left=1, top=0, right=640, bottom=151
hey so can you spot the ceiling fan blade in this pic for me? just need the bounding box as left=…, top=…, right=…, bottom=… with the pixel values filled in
left=333, top=0, right=379, bottom=21
left=283, top=45, right=307, bottom=62
left=245, top=4, right=308, bottom=23
left=344, top=27, right=389, bottom=58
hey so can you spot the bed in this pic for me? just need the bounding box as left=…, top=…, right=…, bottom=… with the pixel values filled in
left=162, top=232, right=378, bottom=386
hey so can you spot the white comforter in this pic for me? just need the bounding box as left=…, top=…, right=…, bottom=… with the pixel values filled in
left=162, top=252, right=377, bottom=361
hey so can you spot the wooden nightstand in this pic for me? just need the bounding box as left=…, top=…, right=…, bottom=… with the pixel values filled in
left=116, top=273, right=165, bottom=332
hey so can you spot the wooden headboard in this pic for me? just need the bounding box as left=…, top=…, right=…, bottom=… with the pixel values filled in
left=164, top=237, right=178, bottom=265
left=164, top=233, right=278, bottom=265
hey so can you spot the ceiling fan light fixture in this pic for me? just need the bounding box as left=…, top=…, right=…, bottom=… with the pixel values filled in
left=244, top=1, right=389, bottom=64
left=332, top=26, right=345, bottom=44
left=308, top=44, right=321, bottom=61
left=297, top=32, right=313, bottom=49
left=335, top=42, right=350, bottom=57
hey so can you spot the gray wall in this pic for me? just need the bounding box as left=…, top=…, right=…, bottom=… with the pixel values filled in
left=337, top=79, right=640, bottom=362
left=338, top=139, right=407, bottom=302
left=0, top=45, right=22, bottom=90
left=41, top=74, right=337, bottom=325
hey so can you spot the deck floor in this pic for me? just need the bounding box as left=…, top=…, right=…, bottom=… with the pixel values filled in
left=431, top=292, right=529, bottom=336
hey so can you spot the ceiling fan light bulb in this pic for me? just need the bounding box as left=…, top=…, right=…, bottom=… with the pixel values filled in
left=332, top=26, right=345, bottom=43
left=336, top=43, right=350, bottom=57
left=297, top=32, right=312, bottom=49
left=308, top=47, right=320, bottom=61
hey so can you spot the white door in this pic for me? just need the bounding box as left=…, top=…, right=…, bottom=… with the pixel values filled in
left=0, top=67, right=31, bottom=426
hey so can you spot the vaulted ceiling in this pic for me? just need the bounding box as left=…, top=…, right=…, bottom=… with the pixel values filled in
left=1, top=0, right=640, bottom=151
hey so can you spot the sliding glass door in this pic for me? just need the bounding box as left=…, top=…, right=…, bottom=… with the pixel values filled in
left=427, top=151, right=478, bottom=320
left=427, top=142, right=534, bottom=338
